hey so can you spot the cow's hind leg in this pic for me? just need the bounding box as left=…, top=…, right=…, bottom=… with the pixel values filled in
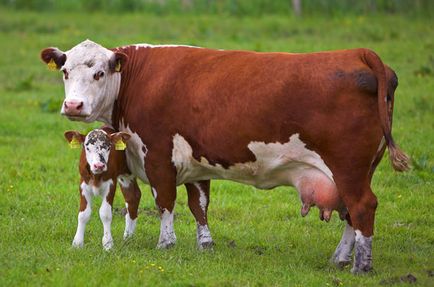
left=119, top=176, right=142, bottom=240
left=331, top=215, right=355, bottom=268
left=338, top=181, right=377, bottom=274
left=185, top=180, right=214, bottom=250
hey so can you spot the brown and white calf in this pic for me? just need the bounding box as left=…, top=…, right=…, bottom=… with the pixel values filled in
left=64, top=127, right=141, bottom=250
left=43, top=40, right=409, bottom=273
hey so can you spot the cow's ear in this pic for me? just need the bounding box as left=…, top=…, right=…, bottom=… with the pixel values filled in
left=40, top=47, right=66, bottom=70
left=109, top=52, right=128, bottom=73
left=64, top=130, right=85, bottom=144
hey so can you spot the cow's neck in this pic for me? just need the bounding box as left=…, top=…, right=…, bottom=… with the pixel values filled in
left=110, top=46, right=149, bottom=130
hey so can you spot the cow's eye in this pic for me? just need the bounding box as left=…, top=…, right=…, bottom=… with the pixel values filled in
left=93, top=71, right=104, bottom=81
left=62, top=69, right=69, bottom=79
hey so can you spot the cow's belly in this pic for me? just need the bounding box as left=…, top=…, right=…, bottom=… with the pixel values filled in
left=172, top=133, right=345, bottom=219
left=172, top=133, right=334, bottom=189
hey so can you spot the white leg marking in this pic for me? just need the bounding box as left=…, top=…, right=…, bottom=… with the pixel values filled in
left=197, top=224, right=213, bottom=250
left=352, top=229, right=373, bottom=273
left=194, top=183, right=207, bottom=215
left=99, top=196, right=113, bottom=250
left=331, top=223, right=355, bottom=266
left=157, top=208, right=176, bottom=249
left=123, top=203, right=137, bottom=240
left=72, top=186, right=92, bottom=248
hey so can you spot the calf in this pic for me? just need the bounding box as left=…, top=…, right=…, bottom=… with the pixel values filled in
left=64, top=127, right=141, bottom=250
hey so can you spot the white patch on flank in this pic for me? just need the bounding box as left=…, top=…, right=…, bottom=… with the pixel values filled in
left=123, top=203, right=137, bottom=240
left=157, top=208, right=176, bottom=249
left=72, top=183, right=93, bottom=248
left=119, top=119, right=149, bottom=183
left=194, top=183, right=207, bottom=213
left=117, top=174, right=134, bottom=188
left=197, top=224, right=213, bottom=249
left=152, top=187, right=157, bottom=199
left=61, top=39, right=121, bottom=123
left=171, top=133, right=334, bottom=189
left=130, top=43, right=202, bottom=50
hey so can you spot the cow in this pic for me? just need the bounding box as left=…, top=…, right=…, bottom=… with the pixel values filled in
left=41, top=39, right=409, bottom=273
left=64, top=127, right=141, bottom=250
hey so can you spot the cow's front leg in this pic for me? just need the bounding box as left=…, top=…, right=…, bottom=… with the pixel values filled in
left=72, top=184, right=92, bottom=248
left=331, top=219, right=355, bottom=268
left=99, top=181, right=116, bottom=250
left=146, top=154, right=178, bottom=249
left=118, top=175, right=142, bottom=239
left=185, top=180, right=214, bottom=250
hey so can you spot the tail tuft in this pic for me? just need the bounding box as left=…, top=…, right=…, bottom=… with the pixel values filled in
left=389, top=144, right=411, bottom=172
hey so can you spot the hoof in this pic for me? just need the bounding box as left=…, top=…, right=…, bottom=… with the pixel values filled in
left=335, top=260, right=351, bottom=269
left=72, top=240, right=84, bottom=248
left=157, top=240, right=176, bottom=249
left=102, top=237, right=114, bottom=251
left=351, top=265, right=373, bottom=274
left=198, top=240, right=214, bottom=251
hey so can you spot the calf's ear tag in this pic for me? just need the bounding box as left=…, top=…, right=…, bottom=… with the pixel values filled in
left=47, top=58, right=57, bottom=71
left=115, top=139, right=126, bottom=150
left=69, top=136, right=81, bottom=149
left=115, top=60, right=121, bottom=72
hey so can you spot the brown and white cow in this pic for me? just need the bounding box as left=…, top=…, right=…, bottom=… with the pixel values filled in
left=42, top=40, right=409, bottom=273
left=64, top=127, right=141, bottom=250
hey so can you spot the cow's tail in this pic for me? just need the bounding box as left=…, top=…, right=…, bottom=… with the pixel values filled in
left=363, top=49, right=410, bottom=172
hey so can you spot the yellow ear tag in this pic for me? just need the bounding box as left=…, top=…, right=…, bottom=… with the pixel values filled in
left=47, top=58, right=58, bottom=71
left=115, top=139, right=126, bottom=150
left=69, top=136, right=81, bottom=149
left=115, top=60, right=121, bottom=72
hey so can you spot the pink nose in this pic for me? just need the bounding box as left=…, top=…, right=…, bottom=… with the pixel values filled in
left=64, top=100, right=83, bottom=116
left=93, top=163, right=105, bottom=170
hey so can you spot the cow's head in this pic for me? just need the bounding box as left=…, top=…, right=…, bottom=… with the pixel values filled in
left=64, top=129, right=131, bottom=174
left=41, top=40, right=127, bottom=123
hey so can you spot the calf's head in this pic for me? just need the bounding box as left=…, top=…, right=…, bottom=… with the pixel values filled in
left=64, top=129, right=131, bottom=175
left=41, top=40, right=127, bottom=123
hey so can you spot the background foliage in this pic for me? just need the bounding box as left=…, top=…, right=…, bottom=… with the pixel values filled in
left=1, top=0, right=434, bottom=16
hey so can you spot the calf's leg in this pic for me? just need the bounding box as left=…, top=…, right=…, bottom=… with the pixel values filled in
left=72, top=184, right=92, bottom=248
left=119, top=176, right=142, bottom=239
left=185, top=180, right=214, bottom=249
left=99, top=182, right=116, bottom=250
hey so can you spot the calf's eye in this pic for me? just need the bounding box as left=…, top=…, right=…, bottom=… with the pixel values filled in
left=93, top=71, right=104, bottom=81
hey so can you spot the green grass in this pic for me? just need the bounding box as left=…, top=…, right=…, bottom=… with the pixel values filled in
left=0, top=9, right=433, bottom=287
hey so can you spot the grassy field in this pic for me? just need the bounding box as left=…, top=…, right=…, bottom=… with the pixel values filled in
left=0, top=9, right=433, bottom=287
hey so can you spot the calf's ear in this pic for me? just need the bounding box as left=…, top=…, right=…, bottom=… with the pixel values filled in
left=64, top=131, right=85, bottom=144
left=40, top=47, right=66, bottom=70
left=110, top=132, right=131, bottom=143
left=109, top=52, right=128, bottom=73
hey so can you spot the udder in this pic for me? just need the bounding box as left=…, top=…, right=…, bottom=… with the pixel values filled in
left=295, top=173, right=347, bottom=222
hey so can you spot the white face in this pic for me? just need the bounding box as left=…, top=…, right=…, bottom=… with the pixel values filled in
left=60, top=40, right=121, bottom=123
left=84, top=129, right=112, bottom=174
